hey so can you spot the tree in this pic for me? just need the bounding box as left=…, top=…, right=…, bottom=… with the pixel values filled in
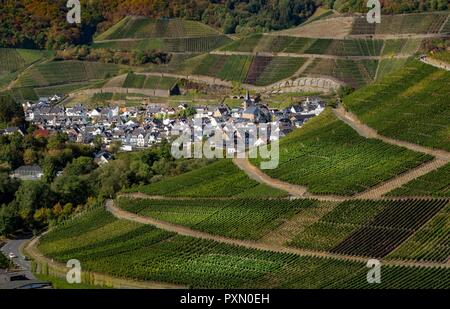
left=23, top=149, right=38, bottom=165
left=0, top=93, right=24, bottom=124
left=0, top=204, right=19, bottom=236
left=14, top=181, right=53, bottom=213
left=0, top=173, right=20, bottom=205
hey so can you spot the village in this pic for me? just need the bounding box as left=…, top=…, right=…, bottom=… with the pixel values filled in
left=1, top=93, right=325, bottom=179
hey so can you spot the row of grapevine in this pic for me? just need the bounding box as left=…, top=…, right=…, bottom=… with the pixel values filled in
left=302, top=58, right=378, bottom=88
left=93, top=36, right=231, bottom=53
left=344, top=60, right=450, bottom=152
left=290, top=199, right=448, bottom=259
left=221, top=36, right=384, bottom=57
left=97, top=17, right=220, bottom=40
left=0, top=48, right=50, bottom=74
left=387, top=163, right=450, bottom=198
left=250, top=109, right=432, bottom=196
left=350, top=13, right=449, bottom=35
left=116, top=197, right=316, bottom=241
left=38, top=208, right=450, bottom=289
left=126, top=160, right=286, bottom=198
left=39, top=209, right=450, bottom=288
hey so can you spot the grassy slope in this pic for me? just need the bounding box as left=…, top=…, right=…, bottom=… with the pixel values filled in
left=250, top=109, right=432, bottom=196
left=344, top=60, right=450, bottom=151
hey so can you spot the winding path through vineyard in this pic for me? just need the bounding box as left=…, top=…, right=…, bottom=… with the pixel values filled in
left=105, top=200, right=449, bottom=269
left=233, top=106, right=450, bottom=200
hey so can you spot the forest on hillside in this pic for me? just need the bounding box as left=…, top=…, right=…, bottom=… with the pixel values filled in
left=0, top=0, right=316, bottom=49
left=0, top=0, right=448, bottom=49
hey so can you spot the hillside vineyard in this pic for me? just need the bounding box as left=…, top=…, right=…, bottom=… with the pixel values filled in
left=0, top=6, right=449, bottom=296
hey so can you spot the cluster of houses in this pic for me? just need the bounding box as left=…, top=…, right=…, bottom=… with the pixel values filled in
left=3, top=93, right=326, bottom=180
left=16, top=92, right=326, bottom=151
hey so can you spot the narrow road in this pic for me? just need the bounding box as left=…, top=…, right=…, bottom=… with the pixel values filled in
left=106, top=200, right=449, bottom=269
left=1, top=238, right=35, bottom=279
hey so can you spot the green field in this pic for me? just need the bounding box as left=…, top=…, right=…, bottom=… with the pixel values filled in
left=126, top=160, right=286, bottom=198
left=250, top=109, right=432, bottom=196
left=96, top=17, right=221, bottom=40
left=344, top=60, right=450, bottom=151
left=387, top=163, right=450, bottom=198
left=15, top=60, right=120, bottom=88
left=302, top=58, right=378, bottom=88
left=116, top=197, right=315, bottom=241
left=37, top=208, right=450, bottom=289
left=289, top=199, right=448, bottom=258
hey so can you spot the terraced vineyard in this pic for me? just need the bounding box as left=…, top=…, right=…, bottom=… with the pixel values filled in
left=251, top=109, right=432, bottom=196
left=15, top=61, right=120, bottom=88
left=122, top=73, right=179, bottom=91
left=116, top=197, right=316, bottom=240
left=192, top=54, right=253, bottom=83
left=387, top=163, right=450, bottom=198
left=93, top=36, right=231, bottom=53
left=350, top=12, right=450, bottom=35
left=302, top=58, right=378, bottom=88
left=290, top=199, right=448, bottom=258
left=388, top=202, right=450, bottom=262
left=344, top=60, right=450, bottom=151
left=376, top=59, right=408, bottom=80
left=37, top=208, right=450, bottom=289
left=222, top=36, right=384, bottom=57
left=96, top=17, right=221, bottom=40
left=0, top=48, right=50, bottom=73
left=123, top=73, right=146, bottom=88
left=126, top=160, right=286, bottom=198
left=253, top=57, right=306, bottom=86
left=381, top=39, right=422, bottom=57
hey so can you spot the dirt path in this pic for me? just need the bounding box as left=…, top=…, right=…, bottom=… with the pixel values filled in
left=106, top=200, right=449, bottom=269
left=24, top=234, right=185, bottom=289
